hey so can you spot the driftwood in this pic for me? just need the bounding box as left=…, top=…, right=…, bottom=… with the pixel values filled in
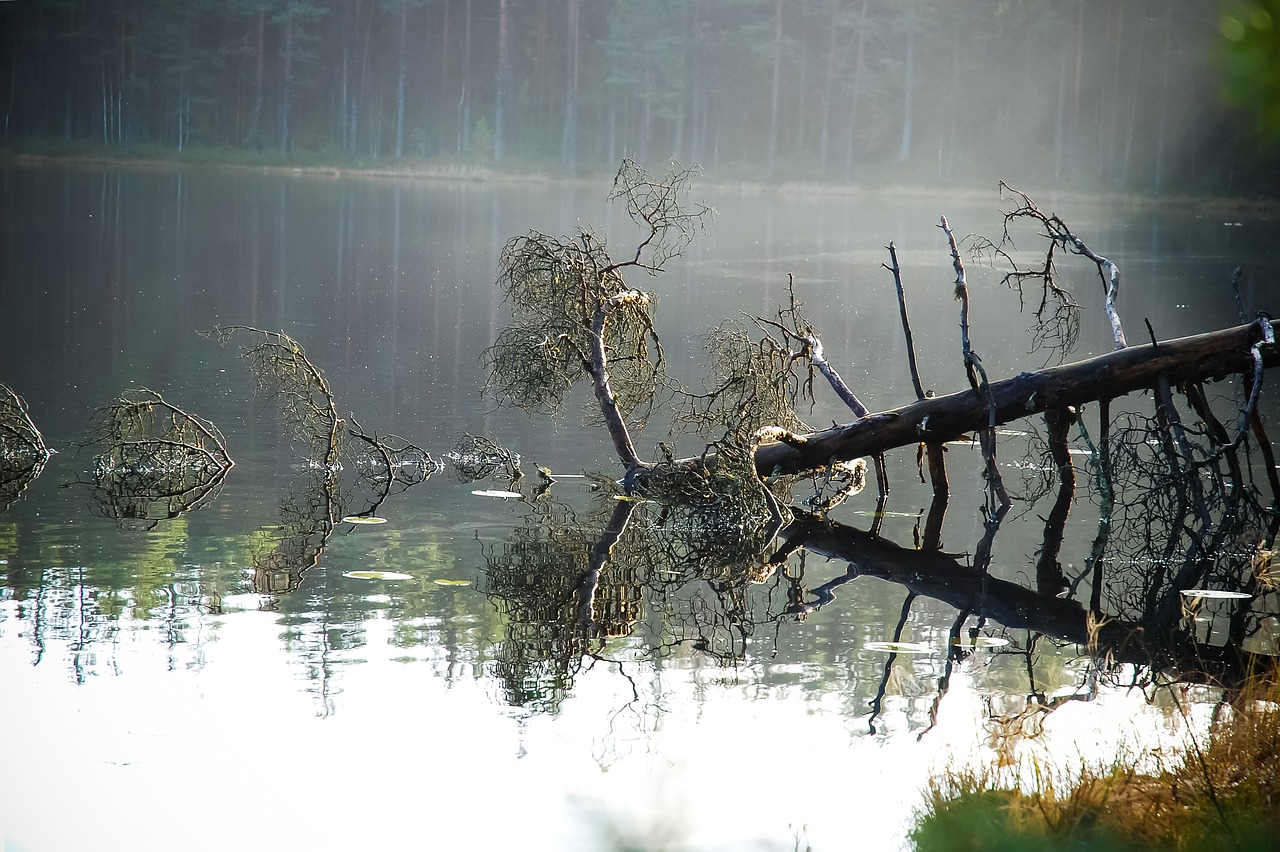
left=755, top=316, right=1279, bottom=478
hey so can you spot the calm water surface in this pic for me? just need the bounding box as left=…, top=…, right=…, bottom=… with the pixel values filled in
left=1, top=166, right=1278, bottom=850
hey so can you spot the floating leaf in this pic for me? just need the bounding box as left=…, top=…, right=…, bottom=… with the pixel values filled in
left=343, top=570, right=412, bottom=581
left=343, top=515, right=388, bottom=525
left=853, top=510, right=920, bottom=518
left=471, top=489, right=522, bottom=499
left=952, top=636, right=1011, bottom=649
left=864, top=641, right=936, bottom=654
left=433, top=578, right=472, bottom=586
left=1179, top=589, right=1252, bottom=600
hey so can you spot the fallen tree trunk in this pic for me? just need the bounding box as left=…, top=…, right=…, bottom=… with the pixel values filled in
left=755, top=317, right=1279, bottom=478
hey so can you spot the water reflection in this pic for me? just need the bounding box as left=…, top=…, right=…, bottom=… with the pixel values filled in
left=0, top=382, right=50, bottom=513
left=4, top=176, right=1278, bottom=705
left=202, top=327, right=444, bottom=598
left=78, top=388, right=234, bottom=528
left=473, top=445, right=1277, bottom=726
left=5, top=167, right=1280, bottom=848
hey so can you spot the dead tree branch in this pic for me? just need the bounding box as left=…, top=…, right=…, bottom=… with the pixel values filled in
left=885, top=242, right=948, bottom=498
left=485, top=161, right=710, bottom=485
left=201, top=326, right=344, bottom=468
left=0, top=383, right=51, bottom=513
left=754, top=317, right=1280, bottom=478
left=79, top=388, right=234, bottom=527
left=941, top=214, right=1010, bottom=513
left=749, top=276, right=870, bottom=418
left=999, top=181, right=1125, bottom=350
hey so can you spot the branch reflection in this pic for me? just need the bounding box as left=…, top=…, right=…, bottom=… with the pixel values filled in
left=78, top=388, right=233, bottom=529
left=203, top=327, right=439, bottom=598
left=476, top=395, right=1279, bottom=721
left=0, top=382, right=51, bottom=513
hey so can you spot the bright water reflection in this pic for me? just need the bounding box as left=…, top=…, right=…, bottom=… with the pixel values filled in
left=2, top=165, right=1279, bottom=850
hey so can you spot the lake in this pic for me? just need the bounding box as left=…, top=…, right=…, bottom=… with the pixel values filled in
left=2, top=164, right=1278, bottom=851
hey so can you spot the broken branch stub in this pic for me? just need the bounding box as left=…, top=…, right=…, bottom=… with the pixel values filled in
left=941, top=214, right=1009, bottom=512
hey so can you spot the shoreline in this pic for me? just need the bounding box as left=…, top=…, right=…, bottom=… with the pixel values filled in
left=3, top=147, right=1277, bottom=216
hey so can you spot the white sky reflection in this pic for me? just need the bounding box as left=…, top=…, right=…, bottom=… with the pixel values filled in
left=0, top=600, right=1201, bottom=852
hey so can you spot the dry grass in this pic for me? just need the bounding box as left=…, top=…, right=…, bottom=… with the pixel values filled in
left=913, top=667, right=1280, bottom=852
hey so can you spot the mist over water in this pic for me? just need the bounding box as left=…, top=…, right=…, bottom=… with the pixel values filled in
left=2, top=1, right=1272, bottom=196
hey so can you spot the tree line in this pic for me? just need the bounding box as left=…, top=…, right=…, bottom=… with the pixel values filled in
left=2, top=0, right=1274, bottom=194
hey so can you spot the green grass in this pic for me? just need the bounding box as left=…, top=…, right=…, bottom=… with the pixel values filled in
left=912, top=669, right=1280, bottom=852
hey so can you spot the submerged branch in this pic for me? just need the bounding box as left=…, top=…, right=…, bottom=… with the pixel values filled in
left=0, top=383, right=51, bottom=513
left=79, top=388, right=234, bottom=526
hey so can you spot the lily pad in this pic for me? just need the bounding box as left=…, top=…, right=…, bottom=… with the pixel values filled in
left=1179, top=589, right=1252, bottom=600
left=433, top=578, right=472, bottom=586
left=471, top=489, right=522, bottom=499
left=853, top=510, right=920, bottom=518
left=343, top=515, right=388, bottom=525
left=864, top=641, right=936, bottom=654
left=343, top=570, right=412, bottom=581
left=952, top=636, right=1011, bottom=649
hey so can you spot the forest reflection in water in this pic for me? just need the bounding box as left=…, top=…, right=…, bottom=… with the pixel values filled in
left=2, top=166, right=1280, bottom=850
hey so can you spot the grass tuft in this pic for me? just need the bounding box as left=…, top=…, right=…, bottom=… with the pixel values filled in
left=912, top=666, right=1280, bottom=852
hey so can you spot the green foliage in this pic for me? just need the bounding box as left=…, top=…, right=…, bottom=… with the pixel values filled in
left=914, top=790, right=1063, bottom=852
left=1219, top=0, right=1280, bottom=144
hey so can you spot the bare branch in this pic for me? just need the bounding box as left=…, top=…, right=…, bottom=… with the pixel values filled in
left=941, top=214, right=1010, bottom=513
left=79, top=388, right=234, bottom=527
left=201, top=326, right=344, bottom=467
left=998, top=182, right=1124, bottom=351
left=0, top=383, right=51, bottom=513
left=608, top=159, right=712, bottom=273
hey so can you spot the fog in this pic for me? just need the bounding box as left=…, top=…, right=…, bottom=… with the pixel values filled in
left=1, top=0, right=1268, bottom=196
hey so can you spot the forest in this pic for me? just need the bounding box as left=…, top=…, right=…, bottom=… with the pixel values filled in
left=3, top=0, right=1279, bottom=195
